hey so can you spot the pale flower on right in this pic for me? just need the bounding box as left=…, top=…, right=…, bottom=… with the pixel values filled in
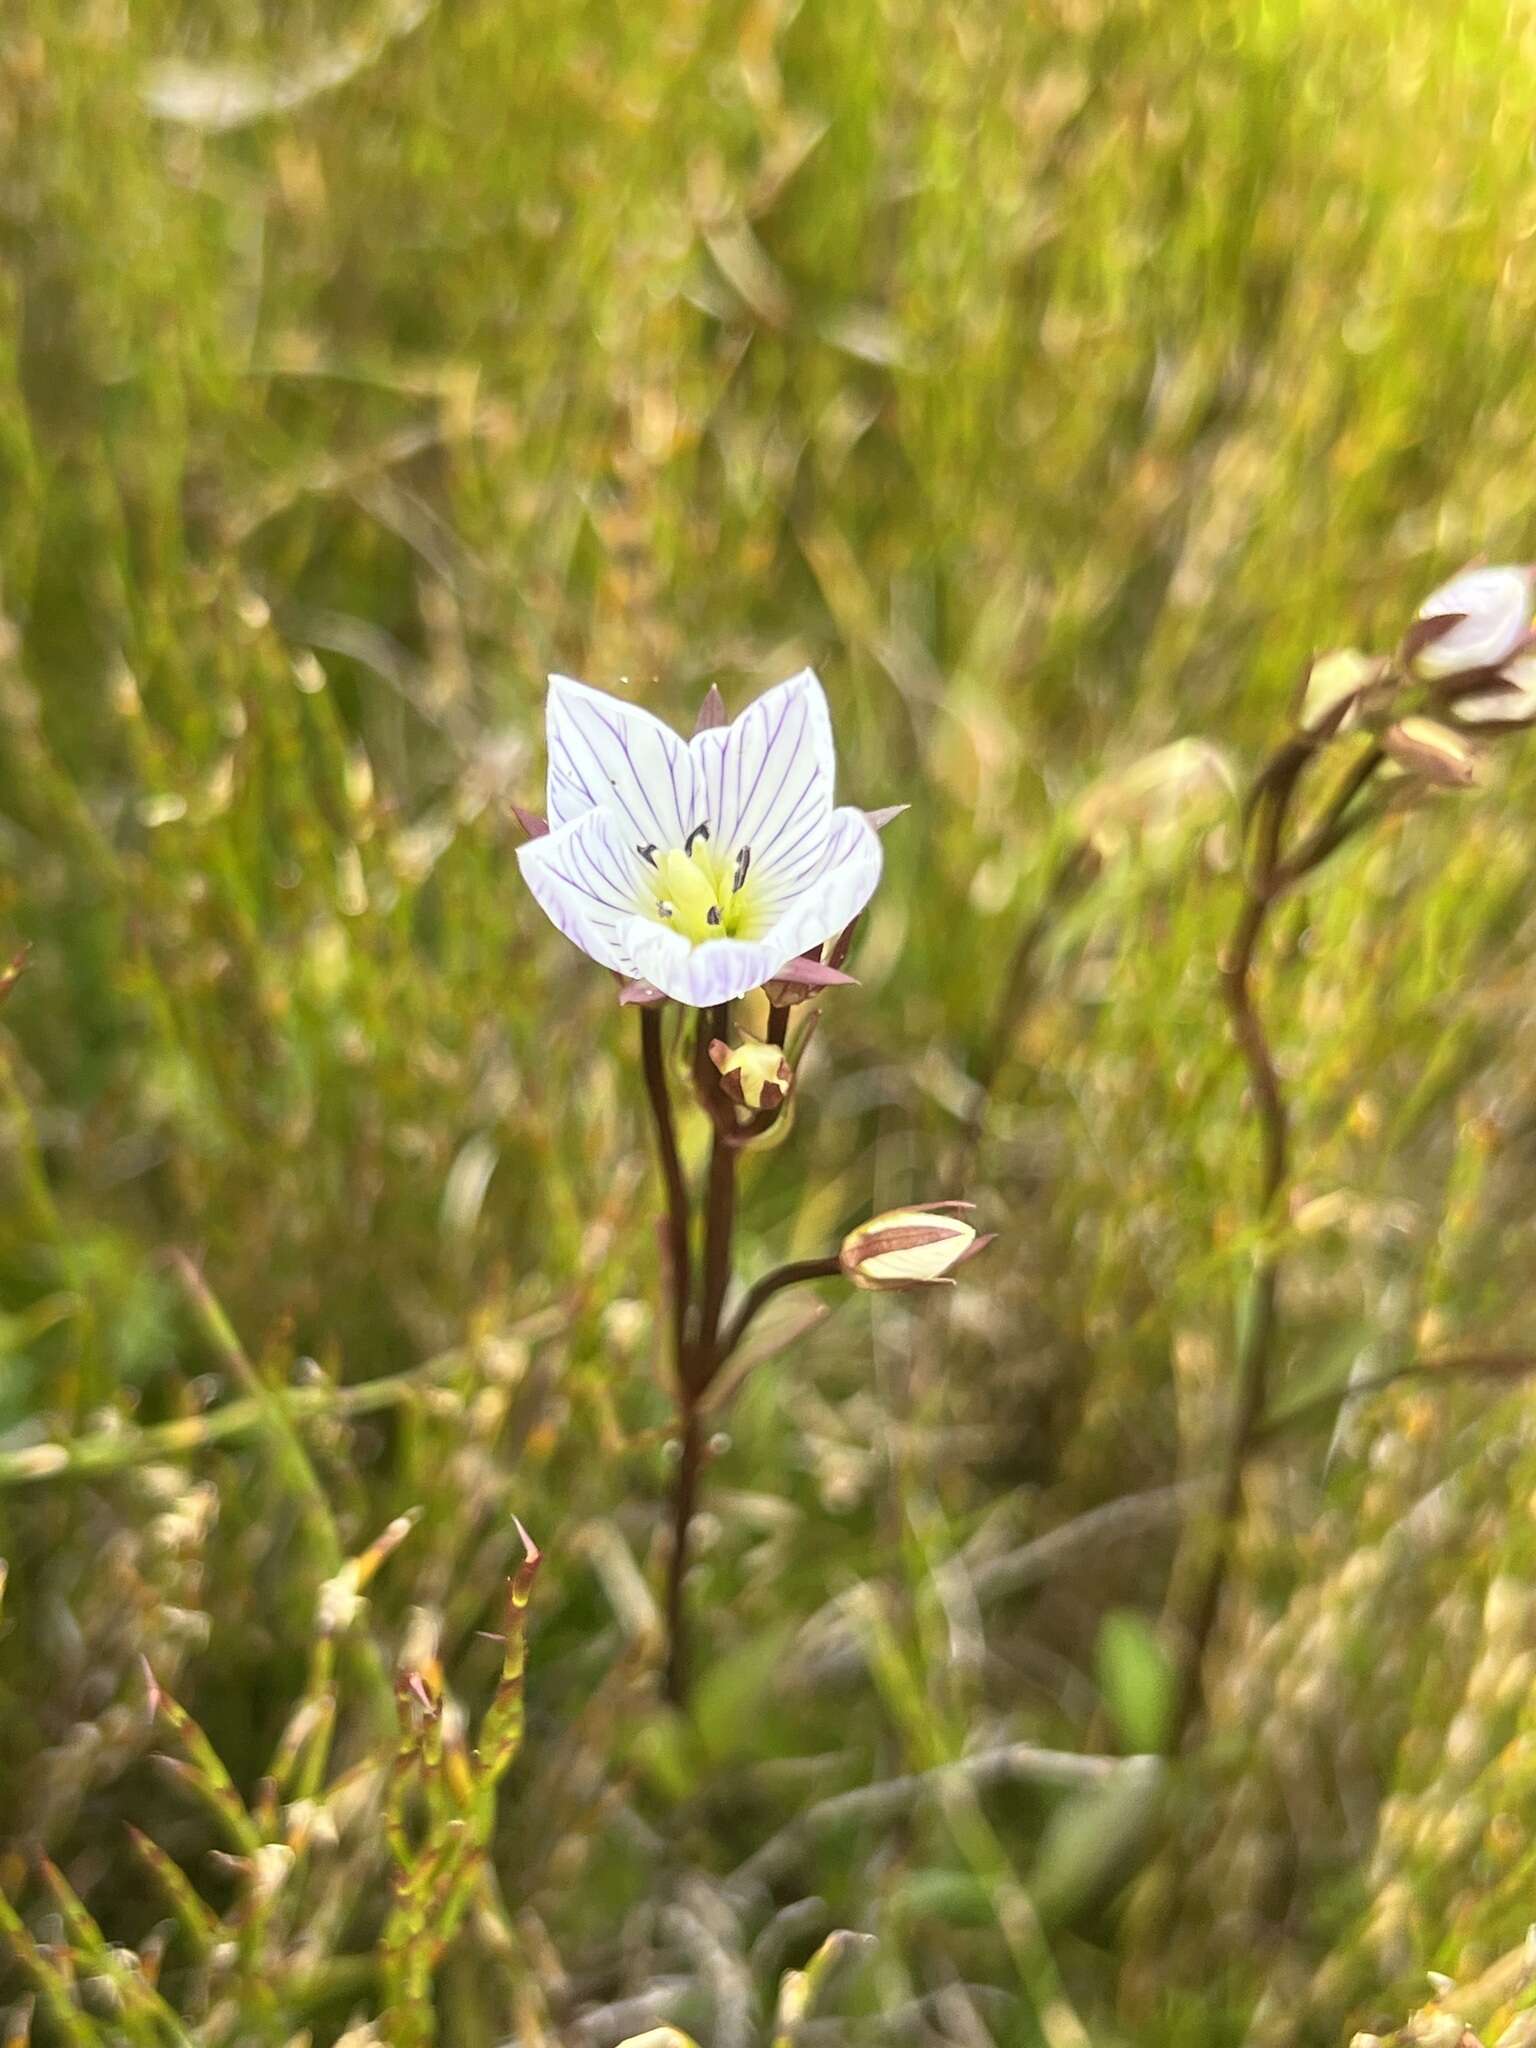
left=1412, top=564, right=1536, bottom=725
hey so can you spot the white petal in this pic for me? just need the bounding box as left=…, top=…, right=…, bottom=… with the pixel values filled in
left=1455, top=680, right=1536, bottom=726
left=516, top=807, right=645, bottom=978
left=1416, top=566, right=1535, bottom=678
left=757, top=806, right=884, bottom=965
left=1454, top=648, right=1536, bottom=723
left=622, top=920, right=785, bottom=1007
left=545, top=674, right=698, bottom=847
left=690, top=669, right=835, bottom=884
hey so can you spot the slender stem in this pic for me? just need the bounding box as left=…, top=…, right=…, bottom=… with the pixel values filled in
left=1165, top=773, right=1294, bottom=1750
left=957, top=840, right=1099, bottom=1176
left=639, top=1006, right=692, bottom=1376
left=662, top=1005, right=741, bottom=1707
left=1255, top=1348, right=1536, bottom=1444
left=715, top=1255, right=843, bottom=1369
left=664, top=1403, right=705, bottom=1707
left=696, top=1127, right=737, bottom=1375
left=979, top=841, right=1098, bottom=1097
left=0, top=1349, right=467, bottom=1491
left=1167, top=737, right=1390, bottom=1744
left=1274, top=741, right=1385, bottom=888
left=170, top=1251, right=395, bottom=1728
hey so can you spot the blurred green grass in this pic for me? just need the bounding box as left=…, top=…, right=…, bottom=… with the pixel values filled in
left=6, top=0, right=1536, bottom=2040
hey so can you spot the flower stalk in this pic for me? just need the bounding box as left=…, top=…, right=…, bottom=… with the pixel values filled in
left=644, top=998, right=836, bottom=1707
left=1165, top=561, right=1536, bottom=1750
left=519, top=668, right=990, bottom=1707
left=1164, top=719, right=1398, bottom=1748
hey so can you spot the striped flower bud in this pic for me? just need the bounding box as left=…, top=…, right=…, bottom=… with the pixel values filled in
left=839, top=1202, right=992, bottom=1291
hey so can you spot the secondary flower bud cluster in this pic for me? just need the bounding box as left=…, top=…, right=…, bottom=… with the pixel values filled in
left=1298, top=565, right=1536, bottom=797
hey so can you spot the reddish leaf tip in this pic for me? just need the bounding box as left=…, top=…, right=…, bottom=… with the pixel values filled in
left=694, top=684, right=728, bottom=733
left=774, top=955, right=859, bottom=988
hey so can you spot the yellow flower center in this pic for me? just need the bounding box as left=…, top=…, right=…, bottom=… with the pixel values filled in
left=646, top=833, right=762, bottom=944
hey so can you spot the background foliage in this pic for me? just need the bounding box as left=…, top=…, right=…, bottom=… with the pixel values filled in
left=5, top=0, right=1536, bottom=2040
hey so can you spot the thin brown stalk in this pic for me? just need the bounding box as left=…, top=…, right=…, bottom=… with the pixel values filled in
left=1164, top=734, right=1391, bottom=1749
left=664, top=1403, right=706, bottom=1709
left=696, top=1128, right=737, bottom=1371
left=1274, top=739, right=1386, bottom=888
left=714, top=1255, right=844, bottom=1370
left=662, top=1005, right=741, bottom=1707
left=639, top=1006, right=692, bottom=1378
left=1164, top=775, right=1292, bottom=1749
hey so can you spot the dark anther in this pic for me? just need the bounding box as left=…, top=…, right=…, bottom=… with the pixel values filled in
left=684, top=821, right=710, bottom=854
left=657, top=901, right=675, bottom=920
left=706, top=906, right=722, bottom=927
left=732, top=845, right=752, bottom=893
left=636, top=843, right=658, bottom=868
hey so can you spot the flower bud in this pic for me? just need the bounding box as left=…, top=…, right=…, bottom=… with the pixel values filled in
left=1299, top=649, right=1389, bottom=734
left=839, top=1202, right=991, bottom=1291
left=1382, top=717, right=1478, bottom=788
left=709, top=1034, right=792, bottom=1112
left=1411, top=563, right=1535, bottom=680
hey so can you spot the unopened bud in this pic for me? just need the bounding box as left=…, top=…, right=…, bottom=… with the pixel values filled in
left=1382, top=717, right=1478, bottom=788
left=1300, top=649, right=1389, bottom=734
left=709, top=1035, right=792, bottom=1111
left=839, top=1202, right=991, bottom=1291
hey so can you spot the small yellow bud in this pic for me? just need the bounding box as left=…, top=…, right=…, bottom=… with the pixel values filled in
left=709, top=1034, right=792, bottom=1112
left=839, top=1203, right=989, bottom=1291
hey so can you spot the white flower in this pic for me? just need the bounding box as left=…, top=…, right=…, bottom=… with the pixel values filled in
left=516, top=669, right=884, bottom=1006
left=1413, top=564, right=1535, bottom=680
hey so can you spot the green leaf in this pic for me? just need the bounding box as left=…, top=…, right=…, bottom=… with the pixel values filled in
left=1095, top=1609, right=1173, bottom=1755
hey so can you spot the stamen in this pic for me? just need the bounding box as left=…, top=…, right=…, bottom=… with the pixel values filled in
left=732, top=845, right=752, bottom=893
left=636, top=843, right=658, bottom=868
left=706, top=906, right=722, bottom=927
left=657, top=900, right=675, bottom=919
left=684, top=821, right=710, bottom=854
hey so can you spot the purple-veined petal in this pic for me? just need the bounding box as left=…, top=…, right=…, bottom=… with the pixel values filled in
left=690, top=669, right=835, bottom=889
left=622, top=920, right=787, bottom=1007
left=516, top=806, right=647, bottom=978
left=1414, top=566, right=1535, bottom=680
left=545, top=674, right=698, bottom=847
left=756, top=806, right=883, bottom=967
